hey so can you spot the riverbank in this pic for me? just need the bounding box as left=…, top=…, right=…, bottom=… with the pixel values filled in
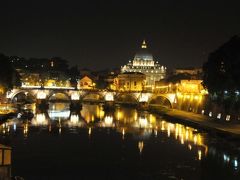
left=150, top=107, right=240, bottom=138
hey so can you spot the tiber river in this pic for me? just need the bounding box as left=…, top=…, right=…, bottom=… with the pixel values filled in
left=0, top=103, right=240, bottom=180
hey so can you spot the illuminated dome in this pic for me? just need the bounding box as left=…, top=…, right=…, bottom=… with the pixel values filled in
left=134, top=40, right=153, bottom=61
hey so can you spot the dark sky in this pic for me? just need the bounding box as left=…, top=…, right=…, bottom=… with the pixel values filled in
left=0, top=0, right=240, bottom=70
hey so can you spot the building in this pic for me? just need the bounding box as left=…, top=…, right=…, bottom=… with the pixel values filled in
left=121, top=40, right=166, bottom=90
left=173, top=67, right=202, bottom=79
left=178, top=80, right=205, bottom=94
left=113, top=72, right=146, bottom=92
left=78, top=75, right=95, bottom=90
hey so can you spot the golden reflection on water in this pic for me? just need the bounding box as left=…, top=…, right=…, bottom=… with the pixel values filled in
left=138, top=141, right=144, bottom=154
left=0, top=103, right=209, bottom=162
left=0, top=103, right=239, bottom=172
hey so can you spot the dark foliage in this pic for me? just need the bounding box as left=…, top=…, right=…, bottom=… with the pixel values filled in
left=203, top=35, right=240, bottom=94
left=0, top=53, right=20, bottom=91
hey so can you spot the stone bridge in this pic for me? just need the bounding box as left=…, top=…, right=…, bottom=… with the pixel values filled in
left=6, top=87, right=177, bottom=108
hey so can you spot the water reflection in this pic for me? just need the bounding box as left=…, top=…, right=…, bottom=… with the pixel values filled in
left=0, top=102, right=239, bottom=179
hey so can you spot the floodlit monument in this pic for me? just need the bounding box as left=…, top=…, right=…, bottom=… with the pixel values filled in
left=121, top=40, right=166, bottom=91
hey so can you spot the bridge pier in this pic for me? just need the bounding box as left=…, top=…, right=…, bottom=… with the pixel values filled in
left=103, top=101, right=115, bottom=112
left=137, top=102, right=149, bottom=111
left=70, top=100, right=82, bottom=111
left=36, top=99, right=49, bottom=110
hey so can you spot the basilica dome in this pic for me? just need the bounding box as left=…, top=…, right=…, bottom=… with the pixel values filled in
left=134, top=40, right=153, bottom=61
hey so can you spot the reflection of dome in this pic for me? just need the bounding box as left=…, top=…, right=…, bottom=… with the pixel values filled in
left=134, top=40, right=153, bottom=61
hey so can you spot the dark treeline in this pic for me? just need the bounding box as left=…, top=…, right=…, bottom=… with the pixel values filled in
left=0, top=54, right=81, bottom=92
left=0, top=54, right=21, bottom=92
left=203, top=35, right=240, bottom=114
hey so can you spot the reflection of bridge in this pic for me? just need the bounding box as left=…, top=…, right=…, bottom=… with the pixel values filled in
left=6, top=87, right=176, bottom=107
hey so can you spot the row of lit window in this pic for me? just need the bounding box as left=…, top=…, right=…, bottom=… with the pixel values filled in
left=128, top=70, right=165, bottom=74
left=125, top=65, right=166, bottom=70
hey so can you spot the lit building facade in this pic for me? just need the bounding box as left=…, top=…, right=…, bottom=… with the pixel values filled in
left=121, top=40, right=166, bottom=90
left=113, top=72, right=146, bottom=92
left=78, top=75, right=95, bottom=90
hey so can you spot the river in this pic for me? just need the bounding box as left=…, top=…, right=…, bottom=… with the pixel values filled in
left=0, top=103, right=239, bottom=179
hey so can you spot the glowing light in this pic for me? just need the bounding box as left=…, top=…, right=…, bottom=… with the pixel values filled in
left=70, top=114, right=79, bottom=124
left=21, top=85, right=41, bottom=88
left=194, top=135, right=197, bottom=144
left=116, top=110, right=122, bottom=121
left=168, top=94, right=176, bottom=104
left=188, top=144, right=192, bottom=150
left=71, top=92, right=80, bottom=100
left=217, top=113, right=221, bottom=119
left=223, top=154, right=230, bottom=163
left=37, top=91, right=47, bottom=99
left=198, top=150, right=202, bottom=160
left=23, top=123, right=28, bottom=137
left=104, top=116, right=113, bottom=127
left=139, top=117, right=148, bottom=128
left=226, top=115, right=231, bottom=121
left=122, top=128, right=125, bottom=136
left=138, top=141, right=144, bottom=154
left=44, top=86, right=75, bottom=90
left=139, top=94, right=149, bottom=102
left=13, top=123, right=16, bottom=132
left=167, top=124, right=171, bottom=137
left=161, top=121, right=165, bottom=131
left=154, top=129, right=158, bottom=137
left=149, top=114, right=156, bottom=124
left=181, top=136, right=184, bottom=144
left=134, top=111, right=138, bottom=121
left=88, top=127, right=92, bottom=136
left=48, top=110, right=70, bottom=120
left=209, top=112, right=212, bottom=117
left=141, top=40, right=147, bottom=49
left=234, top=159, right=238, bottom=169
left=105, top=93, right=114, bottom=101
left=91, top=115, right=95, bottom=122
left=122, top=128, right=125, bottom=139
left=51, top=61, right=54, bottom=67
left=32, top=113, right=48, bottom=125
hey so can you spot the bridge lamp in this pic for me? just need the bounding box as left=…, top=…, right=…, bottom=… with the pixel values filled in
left=104, top=116, right=113, bottom=127
left=37, top=91, right=47, bottom=99
left=139, top=117, right=148, bottom=128
left=139, top=94, right=148, bottom=102
left=105, top=93, right=114, bottom=101
left=70, top=114, right=79, bottom=124
left=71, top=93, right=80, bottom=100
left=226, top=115, right=231, bottom=121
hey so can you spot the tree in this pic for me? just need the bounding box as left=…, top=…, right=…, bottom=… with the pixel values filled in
left=0, top=53, right=20, bottom=92
left=50, top=57, right=69, bottom=72
left=203, top=36, right=240, bottom=95
left=68, top=66, right=80, bottom=87
left=202, top=36, right=240, bottom=113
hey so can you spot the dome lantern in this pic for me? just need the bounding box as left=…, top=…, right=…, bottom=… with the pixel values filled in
left=141, top=40, right=147, bottom=49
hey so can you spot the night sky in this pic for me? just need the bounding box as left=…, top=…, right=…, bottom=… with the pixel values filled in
left=0, top=0, right=240, bottom=70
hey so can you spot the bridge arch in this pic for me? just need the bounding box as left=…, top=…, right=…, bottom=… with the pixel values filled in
left=80, top=91, right=104, bottom=101
left=10, top=90, right=36, bottom=103
left=47, top=91, right=71, bottom=101
left=149, top=95, right=173, bottom=108
left=115, top=93, right=138, bottom=104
